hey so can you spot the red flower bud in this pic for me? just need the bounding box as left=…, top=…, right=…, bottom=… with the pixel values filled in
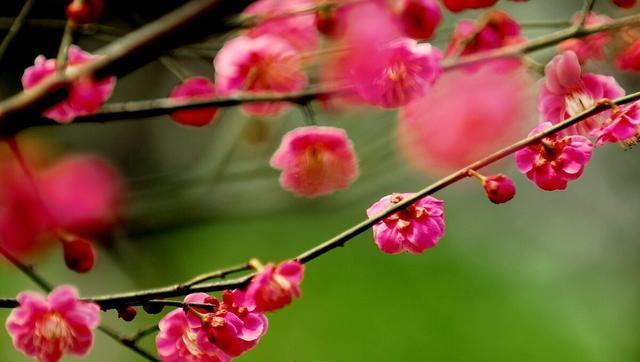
left=315, top=5, right=343, bottom=38
left=66, top=0, right=104, bottom=24
left=142, top=303, right=164, bottom=315
left=62, top=237, right=96, bottom=273
left=483, top=174, right=516, bottom=204
left=117, top=306, right=137, bottom=322
left=613, top=0, right=637, bottom=8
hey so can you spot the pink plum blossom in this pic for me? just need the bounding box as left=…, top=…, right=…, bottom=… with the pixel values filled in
left=5, top=286, right=100, bottom=362
left=538, top=51, right=624, bottom=136
left=270, top=126, right=359, bottom=197
left=515, top=122, right=593, bottom=191
left=591, top=102, right=640, bottom=146
left=244, top=260, right=304, bottom=312
left=0, top=151, right=123, bottom=258
left=156, top=309, right=230, bottom=362
left=348, top=38, right=442, bottom=108
left=399, top=65, right=535, bottom=174
left=616, top=40, right=640, bottom=71
left=169, top=77, right=219, bottom=127
left=445, top=10, right=524, bottom=72
left=214, top=35, right=307, bottom=117
left=178, top=291, right=268, bottom=358
left=244, top=0, right=318, bottom=52
left=22, top=45, right=116, bottom=123
left=558, top=12, right=612, bottom=64
left=366, top=193, right=445, bottom=254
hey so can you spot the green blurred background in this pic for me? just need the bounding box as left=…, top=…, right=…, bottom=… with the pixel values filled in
left=1, top=0, right=639, bottom=361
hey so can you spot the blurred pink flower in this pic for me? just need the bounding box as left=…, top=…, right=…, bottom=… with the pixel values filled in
left=169, top=77, right=219, bottom=127
left=515, top=122, right=593, bottom=191
left=613, top=0, right=637, bottom=7
left=0, top=153, right=123, bottom=258
left=5, top=286, right=100, bottom=362
left=558, top=12, right=612, bottom=64
left=591, top=102, right=640, bottom=146
left=396, top=0, right=442, bottom=40
left=482, top=174, right=516, bottom=204
left=440, top=0, right=498, bottom=13
left=244, top=0, right=318, bottom=52
left=349, top=38, right=442, bottom=108
left=270, top=126, right=359, bottom=197
left=399, top=65, right=535, bottom=174
left=22, top=45, right=116, bottom=123
left=367, top=193, right=445, bottom=254
left=244, top=260, right=304, bottom=312
left=445, top=10, right=524, bottom=71
left=214, top=35, right=307, bottom=117
left=156, top=308, right=230, bottom=362
left=616, top=40, right=640, bottom=71
left=538, top=51, right=624, bottom=136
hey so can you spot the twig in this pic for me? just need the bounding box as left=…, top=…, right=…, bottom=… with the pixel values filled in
left=0, top=0, right=35, bottom=63
left=0, top=245, right=52, bottom=292
left=0, top=18, right=127, bottom=36
left=123, top=325, right=160, bottom=344
left=98, top=325, right=161, bottom=362
left=575, top=0, right=596, bottom=29
left=0, top=90, right=628, bottom=312
left=179, top=262, right=252, bottom=289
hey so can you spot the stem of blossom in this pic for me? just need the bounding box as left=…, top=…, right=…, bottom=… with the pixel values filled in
left=56, top=20, right=75, bottom=71
left=0, top=245, right=52, bottom=292
left=575, top=0, right=596, bottom=30
left=466, top=169, right=486, bottom=183
left=300, top=103, right=318, bottom=126
left=178, top=262, right=253, bottom=289
left=0, top=0, right=35, bottom=63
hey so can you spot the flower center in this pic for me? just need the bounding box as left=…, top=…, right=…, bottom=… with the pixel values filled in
left=565, top=91, right=594, bottom=117
left=37, top=313, right=71, bottom=341
left=182, top=329, right=203, bottom=357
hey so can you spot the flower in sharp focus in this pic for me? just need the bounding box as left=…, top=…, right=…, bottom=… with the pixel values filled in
left=515, top=122, right=593, bottom=191
left=156, top=309, right=230, bottom=362
left=270, top=126, right=359, bottom=197
left=439, top=0, right=498, bottom=12
left=5, top=286, right=100, bottom=362
left=21, top=45, right=116, bottom=123
left=214, top=35, right=307, bottom=117
left=244, top=260, right=304, bottom=312
left=591, top=102, right=640, bottom=147
left=538, top=51, right=624, bottom=136
left=169, top=77, right=219, bottom=127
left=366, top=193, right=445, bottom=254
left=558, top=12, right=612, bottom=64
left=350, top=38, right=442, bottom=108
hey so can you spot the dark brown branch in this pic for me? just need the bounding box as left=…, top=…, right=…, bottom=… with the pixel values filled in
left=0, top=245, right=52, bottom=292
left=98, top=325, right=160, bottom=362
left=0, top=0, right=256, bottom=136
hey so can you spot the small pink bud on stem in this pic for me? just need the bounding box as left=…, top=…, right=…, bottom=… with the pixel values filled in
left=468, top=170, right=516, bottom=204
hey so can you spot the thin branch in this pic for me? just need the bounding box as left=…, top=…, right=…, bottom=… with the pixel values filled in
left=0, top=90, right=627, bottom=312
left=0, top=18, right=127, bottom=36
left=98, top=325, right=161, bottom=362
left=575, top=0, right=596, bottom=29
left=0, top=245, right=52, bottom=292
left=179, top=262, right=253, bottom=289
left=0, top=0, right=35, bottom=63
left=124, top=325, right=160, bottom=344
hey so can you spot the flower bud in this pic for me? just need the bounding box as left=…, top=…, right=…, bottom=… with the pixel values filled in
left=398, top=0, right=442, bottom=40
left=66, top=0, right=104, bottom=24
left=142, top=303, right=164, bottom=315
left=482, top=174, right=516, bottom=204
left=315, top=5, right=342, bottom=38
left=63, top=237, right=96, bottom=273
left=613, top=0, right=637, bottom=8
left=117, top=306, right=137, bottom=322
